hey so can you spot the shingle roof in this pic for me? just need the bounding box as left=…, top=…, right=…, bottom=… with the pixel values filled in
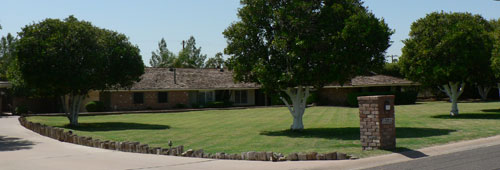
left=325, top=75, right=417, bottom=88
left=128, top=68, right=417, bottom=91
left=129, top=68, right=259, bottom=90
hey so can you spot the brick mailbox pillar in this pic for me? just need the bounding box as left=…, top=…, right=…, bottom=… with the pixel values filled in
left=358, top=95, right=396, bottom=150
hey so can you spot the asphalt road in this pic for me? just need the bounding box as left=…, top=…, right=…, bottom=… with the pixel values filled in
left=365, top=144, right=500, bottom=170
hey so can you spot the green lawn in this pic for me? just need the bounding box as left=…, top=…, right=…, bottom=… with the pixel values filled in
left=27, top=101, right=500, bottom=158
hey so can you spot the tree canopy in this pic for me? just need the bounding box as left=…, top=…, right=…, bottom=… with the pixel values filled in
left=223, top=0, right=392, bottom=130
left=12, top=16, right=144, bottom=125
left=399, top=12, right=493, bottom=115
left=205, top=52, right=225, bottom=68
left=176, top=36, right=207, bottom=68
left=0, top=32, right=17, bottom=80
left=149, top=36, right=207, bottom=68
left=149, top=38, right=176, bottom=67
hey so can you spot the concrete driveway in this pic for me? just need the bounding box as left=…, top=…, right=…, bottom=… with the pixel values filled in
left=2, top=116, right=500, bottom=170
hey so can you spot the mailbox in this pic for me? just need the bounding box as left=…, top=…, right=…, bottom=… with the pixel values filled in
left=358, top=95, right=396, bottom=150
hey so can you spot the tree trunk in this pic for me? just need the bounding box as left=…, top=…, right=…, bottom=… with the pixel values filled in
left=280, top=86, right=310, bottom=131
left=498, top=83, right=500, bottom=100
left=61, top=94, right=85, bottom=126
left=439, top=82, right=465, bottom=116
left=477, top=85, right=491, bottom=101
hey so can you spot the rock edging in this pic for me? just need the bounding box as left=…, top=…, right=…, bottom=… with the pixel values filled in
left=17, top=117, right=351, bottom=161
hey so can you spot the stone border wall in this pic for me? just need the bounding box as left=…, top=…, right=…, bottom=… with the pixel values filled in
left=17, top=117, right=351, bottom=161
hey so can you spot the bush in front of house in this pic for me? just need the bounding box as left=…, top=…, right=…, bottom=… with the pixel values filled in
left=174, top=103, right=187, bottom=109
left=205, top=101, right=233, bottom=108
left=14, top=105, right=29, bottom=115
left=347, top=91, right=418, bottom=107
left=85, top=101, right=105, bottom=112
left=206, top=101, right=225, bottom=108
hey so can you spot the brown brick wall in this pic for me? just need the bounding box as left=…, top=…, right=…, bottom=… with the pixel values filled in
left=317, top=88, right=359, bottom=106
left=109, top=91, right=189, bottom=111
left=358, top=95, right=396, bottom=150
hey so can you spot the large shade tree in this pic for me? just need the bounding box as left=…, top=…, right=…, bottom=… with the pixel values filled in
left=491, top=19, right=500, bottom=98
left=223, top=0, right=392, bottom=130
left=12, top=16, right=144, bottom=126
left=400, top=12, right=492, bottom=116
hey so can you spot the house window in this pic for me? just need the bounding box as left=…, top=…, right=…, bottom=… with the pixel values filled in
left=235, top=90, right=248, bottom=104
left=158, top=92, right=168, bottom=103
left=197, top=91, right=215, bottom=104
left=133, top=92, right=144, bottom=104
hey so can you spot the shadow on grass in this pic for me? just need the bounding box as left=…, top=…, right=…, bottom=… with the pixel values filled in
left=384, top=147, right=429, bottom=159
left=260, top=127, right=455, bottom=140
left=481, top=109, right=500, bottom=113
left=0, top=136, right=35, bottom=151
left=59, top=122, right=170, bottom=132
left=432, top=113, right=500, bottom=120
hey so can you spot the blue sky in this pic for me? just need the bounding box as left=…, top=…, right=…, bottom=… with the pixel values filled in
left=1, top=0, right=499, bottom=66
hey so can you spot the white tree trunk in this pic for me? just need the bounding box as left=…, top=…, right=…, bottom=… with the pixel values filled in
left=280, top=86, right=310, bottom=131
left=477, top=85, right=491, bottom=101
left=497, top=83, right=500, bottom=100
left=439, top=82, right=465, bottom=116
left=61, top=94, right=86, bottom=126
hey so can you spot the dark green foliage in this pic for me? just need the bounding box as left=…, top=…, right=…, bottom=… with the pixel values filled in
left=223, top=0, right=393, bottom=93
left=206, top=101, right=234, bottom=108
left=400, top=12, right=493, bottom=87
left=175, top=36, right=207, bottom=68
left=379, top=63, right=403, bottom=78
left=205, top=52, right=225, bottom=69
left=174, top=103, right=187, bottom=109
left=491, top=19, right=500, bottom=82
left=0, top=33, right=17, bottom=80
left=85, top=101, right=105, bottom=112
left=12, top=16, right=145, bottom=96
left=206, top=101, right=225, bottom=108
left=190, top=103, right=200, bottom=108
left=149, top=38, right=176, bottom=68
left=346, top=91, right=418, bottom=107
left=14, top=105, right=28, bottom=115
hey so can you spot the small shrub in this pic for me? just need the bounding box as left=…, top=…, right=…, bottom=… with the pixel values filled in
left=206, top=101, right=225, bottom=108
left=175, top=103, right=187, bottom=109
left=85, top=101, right=105, bottom=112
left=191, top=103, right=200, bottom=108
left=14, top=105, right=29, bottom=115
left=223, top=100, right=234, bottom=107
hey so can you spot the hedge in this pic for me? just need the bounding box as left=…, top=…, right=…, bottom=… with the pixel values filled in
left=85, top=101, right=106, bottom=112
left=346, top=91, right=418, bottom=107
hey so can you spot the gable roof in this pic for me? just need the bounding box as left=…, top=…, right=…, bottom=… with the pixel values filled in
left=324, top=75, right=417, bottom=88
left=128, top=68, right=259, bottom=91
left=126, top=68, right=417, bottom=91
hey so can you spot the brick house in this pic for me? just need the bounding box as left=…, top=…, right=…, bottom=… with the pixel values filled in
left=98, top=68, right=417, bottom=111
left=4, top=68, right=418, bottom=112
left=99, top=68, right=263, bottom=111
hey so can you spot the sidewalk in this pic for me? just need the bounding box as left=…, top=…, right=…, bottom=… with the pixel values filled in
left=2, top=115, right=500, bottom=170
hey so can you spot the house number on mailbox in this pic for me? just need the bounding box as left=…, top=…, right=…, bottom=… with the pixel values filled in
left=381, top=118, right=393, bottom=124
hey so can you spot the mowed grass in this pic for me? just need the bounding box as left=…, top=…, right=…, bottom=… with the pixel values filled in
left=28, top=101, right=500, bottom=158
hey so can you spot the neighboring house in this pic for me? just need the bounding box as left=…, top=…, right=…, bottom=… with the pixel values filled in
left=99, top=68, right=264, bottom=111
left=318, top=75, right=418, bottom=106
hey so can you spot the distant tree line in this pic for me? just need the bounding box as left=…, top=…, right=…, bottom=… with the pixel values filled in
left=149, top=36, right=227, bottom=69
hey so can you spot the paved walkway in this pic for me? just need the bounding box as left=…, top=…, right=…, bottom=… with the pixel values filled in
left=2, top=116, right=500, bottom=170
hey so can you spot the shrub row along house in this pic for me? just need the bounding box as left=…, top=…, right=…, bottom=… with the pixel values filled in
left=3, top=68, right=418, bottom=113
